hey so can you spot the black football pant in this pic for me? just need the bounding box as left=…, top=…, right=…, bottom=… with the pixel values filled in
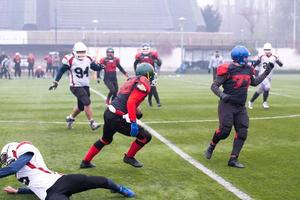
left=70, top=86, right=91, bottom=111
left=28, top=66, right=34, bottom=77
left=14, top=66, right=21, bottom=77
left=45, top=174, right=119, bottom=200
left=148, top=86, right=160, bottom=106
left=104, top=79, right=118, bottom=102
left=211, top=101, right=249, bottom=157
left=95, top=110, right=152, bottom=148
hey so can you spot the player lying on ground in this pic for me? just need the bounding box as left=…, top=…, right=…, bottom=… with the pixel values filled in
left=0, top=141, right=135, bottom=200
left=204, top=45, right=275, bottom=168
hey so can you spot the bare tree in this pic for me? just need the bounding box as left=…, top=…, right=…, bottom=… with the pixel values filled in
left=239, top=8, right=260, bottom=40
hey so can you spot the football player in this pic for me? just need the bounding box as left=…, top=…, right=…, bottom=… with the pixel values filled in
left=0, top=141, right=135, bottom=200
left=97, top=48, right=128, bottom=105
left=80, top=63, right=154, bottom=169
left=248, top=42, right=283, bottom=109
left=204, top=45, right=275, bottom=168
left=49, top=42, right=103, bottom=130
left=134, top=43, right=162, bottom=107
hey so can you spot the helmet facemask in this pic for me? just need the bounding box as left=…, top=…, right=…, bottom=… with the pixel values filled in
left=73, top=42, right=87, bottom=61
left=141, top=44, right=150, bottom=55
left=0, top=143, right=18, bottom=167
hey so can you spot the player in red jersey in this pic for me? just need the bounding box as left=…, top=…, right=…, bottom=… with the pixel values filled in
left=204, top=46, right=274, bottom=168
left=134, top=43, right=162, bottom=107
left=97, top=48, right=128, bottom=105
left=80, top=63, right=154, bottom=169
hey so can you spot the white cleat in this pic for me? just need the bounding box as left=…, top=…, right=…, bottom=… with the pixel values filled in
left=248, top=101, right=254, bottom=109
left=66, top=116, right=75, bottom=129
left=262, top=102, right=270, bottom=109
left=90, top=120, right=101, bottom=131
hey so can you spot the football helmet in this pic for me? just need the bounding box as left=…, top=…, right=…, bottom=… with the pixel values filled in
left=135, top=62, right=155, bottom=81
left=73, top=42, right=87, bottom=60
left=106, top=47, right=114, bottom=58
left=231, top=45, right=250, bottom=65
left=0, top=142, right=19, bottom=167
left=263, top=42, right=272, bottom=56
left=141, top=43, right=150, bottom=55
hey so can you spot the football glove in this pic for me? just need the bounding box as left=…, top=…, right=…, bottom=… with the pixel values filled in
left=220, top=92, right=231, bottom=103
left=130, top=122, right=139, bottom=137
left=49, top=81, right=58, bottom=90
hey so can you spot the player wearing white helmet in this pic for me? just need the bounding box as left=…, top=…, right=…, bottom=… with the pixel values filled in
left=248, top=43, right=283, bottom=109
left=49, top=42, right=104, bottom=130
left=0, top=141, right=135, bottom=200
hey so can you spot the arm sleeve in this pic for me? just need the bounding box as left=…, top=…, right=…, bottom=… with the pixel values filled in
left=211, top=75, right=227, bottom=98
left=90, top=61, right=104, bottom=71
left=127, top=88, right=147, bottom=122
left=54, top=64, right=69, bottom=82
left=250, top=65, right=272, bottom=86
left=253, top=57, right=261, bottom=67
left=276, top=59, right=283, bottom=67
left=133, top=59, right=139, bottom=72
left=18, top=187, right=34, bottom=194
left=0, top=153, right=33, bottom=178
left=116, top=60, right=127, bottom=75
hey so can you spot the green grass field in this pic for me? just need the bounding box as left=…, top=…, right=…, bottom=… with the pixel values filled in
left=0, top=74, right=299, bottom=200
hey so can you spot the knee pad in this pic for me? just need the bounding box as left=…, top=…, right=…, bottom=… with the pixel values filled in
left=236, top=128, right=248, bottom=141
left=94, top=138, right=112, bottom=149
left=218, top=126, right=231, bottom=140
left=136, top=129, right=152, bottom=146
left=78, top=102, right=84, bottom=111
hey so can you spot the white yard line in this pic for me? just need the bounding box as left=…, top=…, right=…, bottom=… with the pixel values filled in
left=269, top=92, right=300, bottom=100
left=89, top=88, right=253, bottom=200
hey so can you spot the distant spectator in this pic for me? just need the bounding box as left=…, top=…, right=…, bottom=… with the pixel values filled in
left=51, top=52, right=60, bottom=78
left=27, top=53, right=35, bottom=78
left=35, top=65, right=45, bottom=78
left=208, top=50, right=223, bottom=81
left=0, top=51, right=8, bottom=64
left=0, top=56, right=11, bottom=79
left=13, top=52, right=22, bottom=78
left=44, top=54, right=53, bottom=76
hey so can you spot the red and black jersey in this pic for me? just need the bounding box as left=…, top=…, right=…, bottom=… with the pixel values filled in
left=217, top=63, right=255, bottom=105
left=111, top=76, right=151, bottom=122
left=134, top=51, right=161, bottom=71
left=99, top=57, right=127, bottom=80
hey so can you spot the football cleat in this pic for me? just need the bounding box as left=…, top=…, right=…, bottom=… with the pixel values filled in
left=66, top=116, right=75, bottom=129
left=262, top=102, right=270, bottom=109
left=157, top=103, right=162, bottom=107
left=228, top=158, right=245, bottom=168
left=123, top=155, right=143, bottom=168
left=90, top=120, right=101, bottom=131
left=79, top=160, right=96, bottom=169
left=248, top=101, right=254, bottom=109
left=204, top=144, right=215, bottom=159
left=118, top=185, right=135, bottom=198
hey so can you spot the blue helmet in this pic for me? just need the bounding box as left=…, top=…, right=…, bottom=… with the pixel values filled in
left=230, top=45, right=250, bottom=65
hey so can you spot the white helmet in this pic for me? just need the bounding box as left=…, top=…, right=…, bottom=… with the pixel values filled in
left=263, top=43, right=272, bottom=55
left=141, top=43, right=150, bottom=55
left=73, top=42, right=87, bottom=60
left=0, top=142, right=19, bottom=167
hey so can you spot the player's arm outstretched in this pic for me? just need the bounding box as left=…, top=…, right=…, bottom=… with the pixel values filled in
left=1, top=152, right=34, bottom=195
left=250, top=62, right=274, bottom=86
left=49, top=63, right=70, bottom=90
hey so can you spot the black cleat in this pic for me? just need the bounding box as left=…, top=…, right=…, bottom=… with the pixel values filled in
left=80, top=160, right=96, bottom=169
left=157, top=103, right=162, bottom=107
left=204, top=144, right=215, bottom=159
left=123, top=155, right=143, bottom=168
left=228, top=158, right=245, bottom=168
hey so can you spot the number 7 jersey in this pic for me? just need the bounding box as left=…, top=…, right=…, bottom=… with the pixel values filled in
left=62, top=54, right=94, bottom=87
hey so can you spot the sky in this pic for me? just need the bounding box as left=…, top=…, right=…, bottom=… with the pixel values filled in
left=197, top=0, right=214, bottom=8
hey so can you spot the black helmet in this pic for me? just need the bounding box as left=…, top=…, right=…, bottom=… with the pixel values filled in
left=135, top=62, right=155, bottom=80
left=106, top=48, right=114, bottom=53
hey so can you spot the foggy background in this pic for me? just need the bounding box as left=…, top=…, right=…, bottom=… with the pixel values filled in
left=0, top=0, right=299, bottom=72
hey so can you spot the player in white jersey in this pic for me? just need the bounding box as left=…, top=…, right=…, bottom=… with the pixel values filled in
left=0, top=141, right=135, bottom=200
left=49, top=42, right=103, bottom=130
left=248, top=43, right=283, bottom=109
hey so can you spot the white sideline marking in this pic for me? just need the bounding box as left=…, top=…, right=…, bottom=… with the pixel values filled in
left=89, top=88, right=253, bottom=200
left=0, top=114, right=299, bottom=126
left=269, top=92, right=300, bottom=100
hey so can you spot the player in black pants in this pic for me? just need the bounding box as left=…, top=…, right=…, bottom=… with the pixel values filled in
left=0, top=141, right=135, bottom=199
left=204, top=45, right=275, bottom=168
left=97, top=48, right=128, bottom=105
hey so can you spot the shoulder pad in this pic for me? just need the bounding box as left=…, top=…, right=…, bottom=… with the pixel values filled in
left=86, top=55, right=93, bottom=62
left=217, top=63, right=230, bottom=76
left=136, top=76, right=151, bottom=93
left=135, top=53, right=142, bottom=59
left=150, top=51, right=159, bottom=58
left=16, top=141, right=35, bottom=158
left=62, top=54, right=75, bottom=66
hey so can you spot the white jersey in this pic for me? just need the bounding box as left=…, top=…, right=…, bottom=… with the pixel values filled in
left=255, top=54, right=279, bottom=78
left=13, top=142, right=62, bottom=200
left=62, top=54, right=94, bottom=87
left=208, top=56, right=223, bottom=69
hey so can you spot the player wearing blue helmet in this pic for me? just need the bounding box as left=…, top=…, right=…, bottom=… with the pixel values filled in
left=204, top=45, right=275, bottom=168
